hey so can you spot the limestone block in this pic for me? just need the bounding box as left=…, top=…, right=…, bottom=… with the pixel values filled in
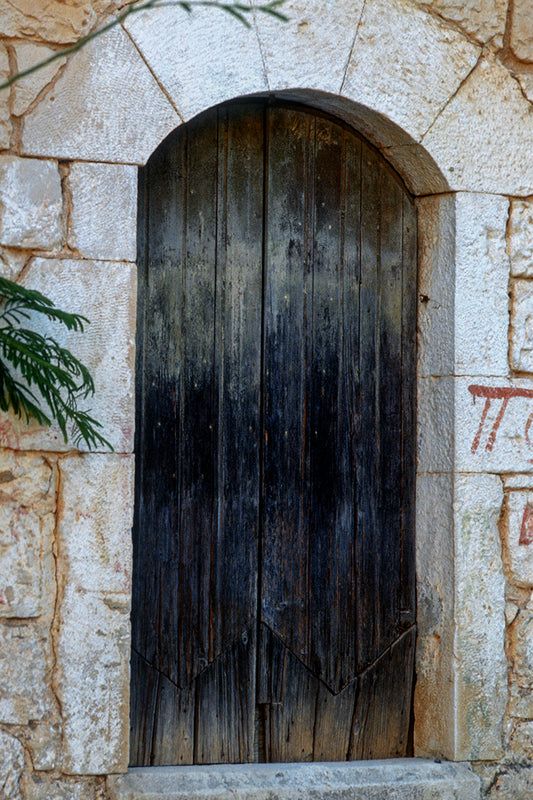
left=124, top=4, right=266, bottom=123
left=23, top=773, right=103, bottom=800
left=507, top=720, right=533, bottom=761
left=0, top=246, right=29, bottom=281
left=12, top=43, right=67, bottom=117
left=454, top=193, right=510, bottom=377
left=343, top=0, right=480, bottom=143
left=508, top=199, right=533, bottom=277
left=473, top=763, right=533, bottom=800
left=510, top=280, right=533, bottom=373
left=252, top=0, right=363, bottom=95
left=22, top=27, right=180, bottom=164
left=455, top=376, right=533, bottom=473
left=0, top=730, right=24, bottom=800
left=414, top=472, right=455, bottom=759
left=417, top=376, right=454, bottom=472
left=58, top=454, right=133, bottom=595
left=423, top=57, right=533, bottom=195
left=0, top=156, right=64, bottom=249
left=0, top=0, right=120, bottom=44
left=0, top=620, right=53, bottom=725
left=0, top=451, right=56, bottom=618
left=510, top=0, right=533, bottom=62
left=417, top=194, right=455, bottom=378
left=418, top=193, right=509, bottom=379
left=57, top=586, right=130, bottom=774
left=24, top=719, right=61, bottom=771
left=454, top=472, right=506, bottom=760
left=0, top=258, right=136, bottom=453
left=508, top=607, right=533, bottom=716
left=504, top=474, right=533, bottom=489
left=501, top=489, right=533, bottom=587
left=415, top=0, right=507, bottom=46
left=67, top=162, right=137, bottom=262
left=0, top=44, right=11, bottom=150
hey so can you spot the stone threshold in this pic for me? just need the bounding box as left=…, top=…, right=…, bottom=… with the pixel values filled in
left=107, top=759, right=480, bottom=800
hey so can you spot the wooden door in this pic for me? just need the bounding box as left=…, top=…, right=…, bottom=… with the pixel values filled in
left=130, top=101, right=417, bottom=766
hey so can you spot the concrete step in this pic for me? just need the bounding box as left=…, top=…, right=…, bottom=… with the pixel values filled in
left=107, top=759, right=480, bottom=800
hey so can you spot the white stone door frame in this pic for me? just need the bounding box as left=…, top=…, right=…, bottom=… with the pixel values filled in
left=9, top=0, right=533, bottom=776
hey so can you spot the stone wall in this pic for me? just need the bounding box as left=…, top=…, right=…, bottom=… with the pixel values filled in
left=0, top=7, right=135, bottom=797
left=2, top=1, right=533, bottom=799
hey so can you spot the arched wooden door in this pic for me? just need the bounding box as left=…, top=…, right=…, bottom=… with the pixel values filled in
left=130, top=101, right=417, bottom=766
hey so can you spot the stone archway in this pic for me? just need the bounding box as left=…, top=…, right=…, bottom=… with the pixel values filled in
left=7, top=0, right=533, bottom=782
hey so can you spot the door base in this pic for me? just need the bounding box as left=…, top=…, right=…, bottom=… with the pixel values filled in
left=107, top=759, right=480, bottom=800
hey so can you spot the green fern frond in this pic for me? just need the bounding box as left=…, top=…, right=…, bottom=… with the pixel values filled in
left=0, top=276, right=112, bottom=451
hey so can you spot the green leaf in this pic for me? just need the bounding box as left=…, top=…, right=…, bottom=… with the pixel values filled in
left=0, top=276, right=112, bottom=451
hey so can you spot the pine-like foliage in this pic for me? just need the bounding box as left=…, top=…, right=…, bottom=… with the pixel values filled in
left=0, top=276, right=112, bottom=451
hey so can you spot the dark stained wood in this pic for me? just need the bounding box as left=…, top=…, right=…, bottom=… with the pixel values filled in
left=356, top=145, right=380, bottom=673
left=261, top=106, right=312, bottom=670
left=150, top=663, right=196, bottom=766
left=348, top=627, right=416, bottom=760
left=195, top=625, right=257, bottom=763
left=400, top=196, right=418, bottom=625
left=131, top=100, right=417, bottom=766
left=378, top=165, right=405, bottom=652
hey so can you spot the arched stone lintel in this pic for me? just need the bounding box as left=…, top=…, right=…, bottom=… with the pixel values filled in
left=18, top=0, right=533, bottom=196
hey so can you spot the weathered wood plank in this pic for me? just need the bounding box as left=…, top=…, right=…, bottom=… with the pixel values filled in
left=132, top=125, right=187, bottom=679
left=195, top=626, right=257, bottom=763
left=377, top=165, right=405, bottom=650
left=348, top=627, right=416, bottom=760
left=356, top=145, right=381, bottom=673
left=400, top=195, right=418, bottom=625
left=261, top=106, right=312, bottom=661
left=151, top=670, right=196, bottom=766
left=168, top=112, right=219, bottom=689
left=260, top=624, right=316, bottom=763
left=129, top=649, right=161, bottom=766
left=211, top=104, right=263, bottom=659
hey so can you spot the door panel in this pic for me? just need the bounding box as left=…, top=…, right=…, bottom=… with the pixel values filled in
left=131, top=101, right=417, bottom=766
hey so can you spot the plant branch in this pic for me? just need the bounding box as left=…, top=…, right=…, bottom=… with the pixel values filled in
left=0, top=0, right=287, bottom=92
left=0, top=277, right=112, bottom=451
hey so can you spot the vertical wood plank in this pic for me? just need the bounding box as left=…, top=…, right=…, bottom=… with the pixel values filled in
left=195, top=626, right=257, bottom=763
left=170, top=111, right=219, bottom=689
left=260, top=625, right=316, bottom=763
left=356, top=145, right=380, bottom=672
left=129, top=649, right=160, bottom=766
left=151, top=670, right=196, bottom=765
left=132, top=125, right=186, bottom=683
left=261, top=106, right=312, bottom=662
left=193, top=103, right=264, bottom=762
left=400, top=195, right=417, bottom=625
left=377, top=165, right=405, bottom=650
left=348, top=627, right=416, bottom=760
left=308, top=119, right=360, bottom=692
left=211, top=104, right=263, bottom=657
left=312, top=679, right=358, bottom=761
